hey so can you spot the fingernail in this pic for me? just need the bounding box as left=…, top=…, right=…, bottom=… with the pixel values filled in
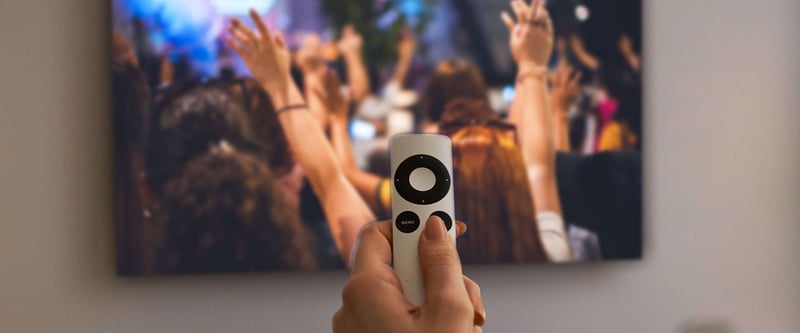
left=425, top=216, right=446, bottom=240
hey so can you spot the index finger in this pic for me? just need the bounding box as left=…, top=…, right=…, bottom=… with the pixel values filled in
left=249, top=9, right=274, bottom=49
left=350, top=221, right=393, bottom=274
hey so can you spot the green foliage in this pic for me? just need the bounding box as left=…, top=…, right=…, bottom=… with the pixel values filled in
left=320, top=0, right=437, bottom=67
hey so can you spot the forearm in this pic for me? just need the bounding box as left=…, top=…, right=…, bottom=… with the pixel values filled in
left=343, top=53, right=370, bottom=104
left=390, top=55, right=413, bottom=87
left=511, top=72, right=556, bottom=170
left=552, top=107, right=571, bottom=152
left=511, top=70, right=562, bottom=214
left=330, top=115, right=386, bottom=215
left=270, top=86, right=375, bottom=262
left=570, top=36, right=600, bottom=71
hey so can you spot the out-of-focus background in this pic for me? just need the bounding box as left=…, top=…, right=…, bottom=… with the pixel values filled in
left=0, top=0, right=799, bottom=331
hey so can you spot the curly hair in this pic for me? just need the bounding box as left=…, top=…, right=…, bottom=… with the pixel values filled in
left=157, top=149, right=317, bottom=273
left=145, top=87, right=265, bottom=194
left=205, top=78, right=294, bottom=175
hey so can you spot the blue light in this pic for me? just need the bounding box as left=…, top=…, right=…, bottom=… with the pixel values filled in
left=502, top=85, right=516, bottom=104
left=350, top=119, right=377, bottom=140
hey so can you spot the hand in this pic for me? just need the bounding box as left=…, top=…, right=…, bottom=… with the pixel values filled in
left=397, top=28, right=417, bottom=61
left=337, top=24, right=363, bottom=57
left=333, top=217, right=485, bottom=333
left=501, top=0, right=554, bottom=71
left=296, top=33, right=325, bottom=74
left=549, top=64, right=582, bottom=113
left=309, top=69, right=349, bottom=119
left=227, top=9, right=294, bottom=102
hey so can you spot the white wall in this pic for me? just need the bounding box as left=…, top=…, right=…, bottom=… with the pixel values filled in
left=1, top=0, right=799, bottom=332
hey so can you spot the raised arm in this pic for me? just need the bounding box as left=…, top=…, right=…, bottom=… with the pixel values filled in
left=502, top=0, right=572, bottom=261
left=569, top=34, right=600, bottom=71
left=501, top=0, right=560, bottom=213
left=310, top=69, right=388, bottom=216
left=388, top=29, right=416, bottom=88
left=337, top=25, right=370, bottom=105
left=549, top=64, right=582, bottom=152
left=228, top=10, right=375, bottom=265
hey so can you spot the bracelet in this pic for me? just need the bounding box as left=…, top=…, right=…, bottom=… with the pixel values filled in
left=276, top=104, right=309, bottom=114
left=516, top=66, right=549, bottom=84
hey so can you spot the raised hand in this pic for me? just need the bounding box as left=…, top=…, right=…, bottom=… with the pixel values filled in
left=227, top=9, right=294, bottom=104
left=397, top=28, right=417, bottom=61
left=309, top=68, right=349, bottom=119
left=501, top=0, right=554, bottom=71
left=296, top=33, right=325, bottom=74
left=550, top=64, right=582, bottom=113
left=337, top=24, right=363, bottom=57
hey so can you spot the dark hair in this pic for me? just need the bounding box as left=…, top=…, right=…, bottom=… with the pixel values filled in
left=112, top=60, right=150, bottom=274
left=205, top=78, right=293, bottom=175
left=157, top=150, right=317, bottom=273
left=145, top=87, right=264, bottom=194
left=418, top=59, right=489, bottom=124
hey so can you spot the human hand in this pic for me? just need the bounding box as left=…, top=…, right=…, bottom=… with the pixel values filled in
left=308, top=68, right=349, bottom=119
left=227, top=9, right=295, bottom=104
left=333, top=217, right=485, bottom=333
left=337, top=24, right=363, bottom=58
left=501, top=0, right=554, bottom=71
left=397, top=28, right=417, bottom=61
left=296, top=33, right=325, bottom=74
left=549, top=64, right=582, bottom=113
left=618, top=34, right=641, bottom=72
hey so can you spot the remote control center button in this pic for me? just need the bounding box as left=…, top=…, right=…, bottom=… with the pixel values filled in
left=430, top=211, right=453, bottom=231
left=395, top=211, right=421, bottom=233
left=409, top=167, right=436, bottom=191
left=394, top=154, right=450, bottom=205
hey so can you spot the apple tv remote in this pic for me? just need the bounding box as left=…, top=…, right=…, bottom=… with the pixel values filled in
left=390, top=134, right=456, bottom=306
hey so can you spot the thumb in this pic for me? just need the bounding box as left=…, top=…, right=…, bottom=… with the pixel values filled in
left=418, top=216, right=472, bottom=314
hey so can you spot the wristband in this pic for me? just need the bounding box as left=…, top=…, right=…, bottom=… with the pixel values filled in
left=276, top=104, right=308, bottom=114
left=516, top=66, right=549, bottom=83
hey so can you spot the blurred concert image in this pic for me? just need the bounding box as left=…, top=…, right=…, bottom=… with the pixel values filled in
left=112, top=0, right=642, bottom=275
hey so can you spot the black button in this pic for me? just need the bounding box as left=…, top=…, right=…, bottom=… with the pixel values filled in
left=394, top=154, right=450, bottom=205
left=395, top=211, right=421, bottom=233
left=430, top=211, right=453, bottom=231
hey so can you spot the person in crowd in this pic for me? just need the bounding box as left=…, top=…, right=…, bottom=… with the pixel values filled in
left=549, top=64, right=583, bottom=152
left=226, top=12, right=377, bottom=264
left=144, top=87, right=264, bottom=195
left=439, top=99, right=548, bottom=263
left=416, top=59, right=490, bottom=133
left=207, top=77, right=344, bottom=268
left=337, top=25, right=370, bottom=106
left=501, top=0, right=573, bottom=261
left=157, top=145, right=318, bottom=273
left=597, top=81, right=641, bottom=152
left=112, top=59, right=151, bottom=275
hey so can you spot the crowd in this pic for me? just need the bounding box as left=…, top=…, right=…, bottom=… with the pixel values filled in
left=113, top=0, right=642, bottom=276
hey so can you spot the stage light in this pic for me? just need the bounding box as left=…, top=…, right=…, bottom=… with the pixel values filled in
left=575, top=4, right=590, bottom=22
left=210, top=0, right=276, bottom=15
left=350, top=119, right=377, bottom=140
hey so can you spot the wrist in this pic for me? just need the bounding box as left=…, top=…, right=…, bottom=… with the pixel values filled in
left=516, top=66, right=548, bottom=84
left=267, top=84, right=304, bottom=110
left=518, top=62, right=547, bottom=73
left=343, top=51, right=362, bottom=62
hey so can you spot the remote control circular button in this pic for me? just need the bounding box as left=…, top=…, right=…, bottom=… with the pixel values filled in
left=430, top=211, right=453, bottom=231
left=395, top=211, right=421, bottom=233
left=394, top=154, right=450, bottom=205
left=409, top=167, right=436, bottom=191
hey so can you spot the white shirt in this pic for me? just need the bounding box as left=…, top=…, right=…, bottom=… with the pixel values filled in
left=537, top=211, right=574, bottom=262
